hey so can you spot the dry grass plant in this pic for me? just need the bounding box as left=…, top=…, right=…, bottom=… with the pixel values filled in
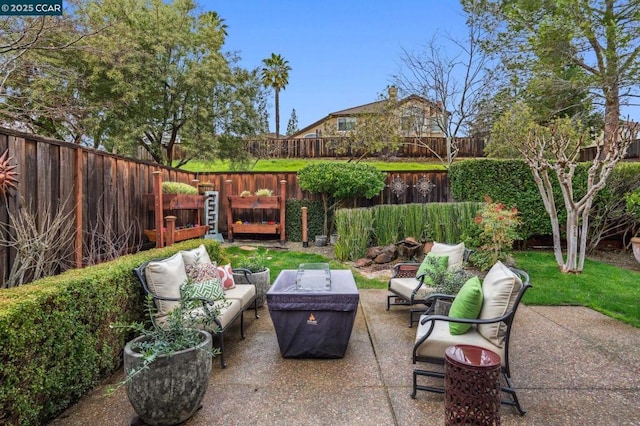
left=0, top=196, right=74, bottom=288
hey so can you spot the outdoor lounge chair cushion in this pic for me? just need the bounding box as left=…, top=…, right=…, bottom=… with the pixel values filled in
left=224, top=284, right=257, bottom=307
left=430, top=242, right=466, bottom=270
left=448, top=276, right=483, bottom=335
left=416, top=253, right=449, bottom=282
left=414, top=319, right=506, bottom=367
left=478, top=261, right=523, bottom=346
left=180, top=244, right=212, bottom=268
left=389, top=278, right=435, bottom=300
left=144, top=252, right=188, bottom=316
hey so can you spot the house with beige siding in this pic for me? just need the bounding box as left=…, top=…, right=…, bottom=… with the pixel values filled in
left=290, top=86, right=447, bottom=139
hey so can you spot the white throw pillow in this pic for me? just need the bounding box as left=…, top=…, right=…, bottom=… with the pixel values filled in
left=430, top=242, right=466, bottom=270
left=477, top=261, right=523, bottom=347
left=145, top=252, right=188, bottom=316
left=180, top=244, right=212, bottom=268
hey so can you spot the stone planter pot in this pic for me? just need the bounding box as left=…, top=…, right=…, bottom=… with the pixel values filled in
left=234, top=268, right=270, bottom=307
left=330, top=234, right=339, bottom=245
left=434, top=299, right=452, bottom=316
left=315, top=235, right=328, bottom=247
left=124, top=330, right=212, bottom=426
left=631, top=237, right=640, bottom=263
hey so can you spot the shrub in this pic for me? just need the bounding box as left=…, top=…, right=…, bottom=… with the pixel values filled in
left=255, top=188, right=273, bottom=196
left=298, top=162, right=386, bottom=235
left=285, top=199, right=325, bottom=242
left=0, top=239, right=226, bottom=425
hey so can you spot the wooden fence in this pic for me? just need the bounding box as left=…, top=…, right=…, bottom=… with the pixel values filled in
left=0, top=127, right=451, bottom=287
left=137, top=136, right=486, bottom=162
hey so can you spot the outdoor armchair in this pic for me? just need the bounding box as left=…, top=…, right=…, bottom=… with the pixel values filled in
left=411, top=262, right=531, bottom=415
left=387, top=242, right=470, bottom=327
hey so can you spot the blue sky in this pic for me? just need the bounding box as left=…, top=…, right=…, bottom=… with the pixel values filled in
left=207, top=0, right=468, bottom=133
left=205, top=1, right=639, bottom=134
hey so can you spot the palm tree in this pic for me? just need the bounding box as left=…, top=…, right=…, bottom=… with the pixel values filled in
left=261, top=53, right=291, bottom=139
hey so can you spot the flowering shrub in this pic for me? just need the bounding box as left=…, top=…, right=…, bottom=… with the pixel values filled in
left=466, top=196, right=522, bottom=270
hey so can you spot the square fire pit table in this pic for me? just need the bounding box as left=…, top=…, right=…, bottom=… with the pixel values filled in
left=266, top=269, right=359, bottom=358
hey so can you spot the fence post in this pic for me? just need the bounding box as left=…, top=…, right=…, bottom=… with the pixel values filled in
left=301, top=207, right=308, bottom=248
left=74, top=146, right=83, bottom=268
left=153, top=171, right=164, bottom=248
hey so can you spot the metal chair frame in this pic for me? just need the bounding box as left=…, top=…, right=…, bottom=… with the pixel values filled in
left=410, top=268, right=531, bottom=416
left=133, top=260, right=259, bottom=368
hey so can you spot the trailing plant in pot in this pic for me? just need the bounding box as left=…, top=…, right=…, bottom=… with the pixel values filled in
left=110, top=287, right=223, bottom=426
left=233, top=249, right=271, bottom=307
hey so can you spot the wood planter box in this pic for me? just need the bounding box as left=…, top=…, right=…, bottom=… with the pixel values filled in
left=144, top=225, right=209, bottom=243
left=230, top=223, right=280, bottom=234
left=143, top=193, right=205, bottom=210
left=227, top=196, right=279, bottom=209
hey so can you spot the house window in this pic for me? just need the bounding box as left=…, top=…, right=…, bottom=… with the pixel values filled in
left=401, top=107, right=426, bottom=135
left=337, top=117, right=356, bottom=131
left=429, top=115, right=444, bottom=133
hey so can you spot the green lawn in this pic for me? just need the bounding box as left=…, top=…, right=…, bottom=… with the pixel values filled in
left=179, top=158, right=447, bottom=173
left=224, top=246, right=389, bottom=290
left=225, top=246, right=640, bottom=328
left=514, top=250, right=640, bottom=327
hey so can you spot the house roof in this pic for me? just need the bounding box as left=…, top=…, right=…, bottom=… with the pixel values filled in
left=293, top=94, right=443, bottom=137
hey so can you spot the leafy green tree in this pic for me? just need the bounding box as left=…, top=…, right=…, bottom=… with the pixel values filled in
left=490, top=102, right=637, bottom=272
left=0, top=5, right=100, bottom=142
left=286, top=108, right=298, bottom=136
left=465, top=0, right=640, bottom=152
left=298, top=162, right=386, bottom=236
left=261, top=53, right=291, bottom=139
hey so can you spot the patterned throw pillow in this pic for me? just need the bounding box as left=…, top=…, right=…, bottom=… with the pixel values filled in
left=185, top=262, right=219, bottom=282
left=217, top=264, right=236, bottom=290
left=416, top=253, right=449, bottom=286
left=180, top=278, right=225, bottom=310
left=182, top=262, right=225, bottom=310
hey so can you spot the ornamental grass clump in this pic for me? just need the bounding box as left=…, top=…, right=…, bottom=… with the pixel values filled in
left=161, top=181, right=198, bottom=195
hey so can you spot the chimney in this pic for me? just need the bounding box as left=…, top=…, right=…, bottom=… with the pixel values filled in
left=388, top=86, right=398, bottom=101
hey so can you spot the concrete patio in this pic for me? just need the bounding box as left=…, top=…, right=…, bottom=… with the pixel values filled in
left=51, top=288, right=640, bottom=425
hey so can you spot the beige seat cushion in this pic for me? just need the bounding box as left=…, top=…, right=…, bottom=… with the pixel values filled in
left=145, top=252, right=188, bottom=316
left=478, top=261, right=523, bottom=347
left=430, top=242, right=466, bottom=270
left=180, top=244, right=212, bottom=268
left=415, top=318, right=505, bottom=367
left=224, top=284, right=256, bottom=308
left=156, top=299, right=242, bottom=330
left=389, top=278, right=434, bottom=300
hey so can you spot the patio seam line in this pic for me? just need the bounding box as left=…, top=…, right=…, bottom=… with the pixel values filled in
left=359, top=298, right=400, bottom=426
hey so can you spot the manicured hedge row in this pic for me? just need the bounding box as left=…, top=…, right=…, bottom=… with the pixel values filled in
left=0, top=239, right=227, bottom=426
left=449, top=159, right=640, bottom=242
left=285, top=199, right=326, bottom=242
left=449, top=159, right=585, bottom=240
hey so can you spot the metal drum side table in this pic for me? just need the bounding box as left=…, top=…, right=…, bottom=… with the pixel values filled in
left=444, top=344, right=502, bottom=425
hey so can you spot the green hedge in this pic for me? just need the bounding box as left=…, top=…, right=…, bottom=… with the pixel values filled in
left=449, top=159, right=585, bottom=239
left=449, top=159, right=640, bottom=241
left=0, top=239, right=227, bottom=426
left=285, top=199, right=327, bottom=242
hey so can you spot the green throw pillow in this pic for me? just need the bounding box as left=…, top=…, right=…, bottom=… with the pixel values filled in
left=181, top=278, right=225, bottom=310
left=416, top=253, right=449, bottom=285
left=448, top=276, right=483, bottom=335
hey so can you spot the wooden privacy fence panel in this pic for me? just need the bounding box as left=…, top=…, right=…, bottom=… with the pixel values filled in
left=242, top=136, right=486, bottom=159
left=0, top=127, right=452, bottom=287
